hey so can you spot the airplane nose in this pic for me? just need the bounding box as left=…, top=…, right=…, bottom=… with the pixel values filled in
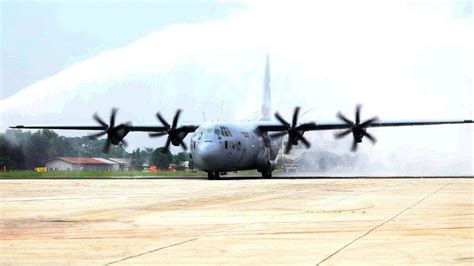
left=196, top=142, right=221, bottom=170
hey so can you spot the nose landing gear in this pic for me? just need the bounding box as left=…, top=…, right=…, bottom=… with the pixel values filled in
left=207, top=171, right=220, bottom=180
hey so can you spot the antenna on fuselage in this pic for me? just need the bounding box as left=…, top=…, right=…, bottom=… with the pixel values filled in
left=221, top=99, right=224, bottom=121
left=203, top=112, right=207, bottom=122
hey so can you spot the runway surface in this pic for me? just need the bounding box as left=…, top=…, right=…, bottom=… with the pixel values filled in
left=1, top=176, right=473, bottom=265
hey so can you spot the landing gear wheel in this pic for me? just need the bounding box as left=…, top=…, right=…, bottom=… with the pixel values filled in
left=261, top=170, right=272, bottom=178
left=207, top=172, right=214, bottom=180
left=207, top=171, right=220, bottom=180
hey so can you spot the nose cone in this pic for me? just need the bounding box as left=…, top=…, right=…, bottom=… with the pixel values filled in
left=194, top=142, right=221, bottom=171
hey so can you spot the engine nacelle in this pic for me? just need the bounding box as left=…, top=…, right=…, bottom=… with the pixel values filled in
left=352, top=128, right=365, bottom=143
left=109, top=125, right=130, bottom=145
left=269, top=160, right=276, bottom=171
left=255, top=149, right=276, bottom=171
left=255, top=148, right=269, bottom=170
left=171, top=131, right=190, bottom=146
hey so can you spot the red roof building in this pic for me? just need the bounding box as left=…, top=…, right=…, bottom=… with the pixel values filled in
left=45, top=157, right=119, bottom=171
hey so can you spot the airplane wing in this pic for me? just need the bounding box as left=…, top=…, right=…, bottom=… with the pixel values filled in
left=257, top=119, right=473, bottom=133
left=9, top=125, right=198, bottom=132
left=258, top=119, right=473, bottom=153
left=9, top=108, right=199, bottom=153
left=305, top=120, right=474, bottom=131
left=256, top=106, right=473, bottom=153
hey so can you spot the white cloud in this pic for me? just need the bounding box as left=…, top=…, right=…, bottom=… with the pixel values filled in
left=1, top=0, right=472, bottom=173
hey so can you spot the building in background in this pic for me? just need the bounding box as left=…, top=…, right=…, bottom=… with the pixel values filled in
left=45, top=157, right=119, bottom=171
left=93, top=158, right=120, bottom=171
left=108, top=158, right=131, bottom=171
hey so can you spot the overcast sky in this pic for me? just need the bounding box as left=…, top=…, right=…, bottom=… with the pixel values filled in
left=0, top=0, right=472, bottom=174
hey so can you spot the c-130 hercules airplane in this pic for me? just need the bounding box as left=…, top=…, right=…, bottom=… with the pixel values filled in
left=11, top=55, right=473, bottom=180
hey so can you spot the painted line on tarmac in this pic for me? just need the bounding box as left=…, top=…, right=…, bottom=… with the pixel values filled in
left=106, top=238, right=198, bottom=265
left=316, top=180, right=453, bottom=265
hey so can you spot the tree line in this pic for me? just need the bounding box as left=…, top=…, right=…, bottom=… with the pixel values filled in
left=0, top=129, right=192, bottom=171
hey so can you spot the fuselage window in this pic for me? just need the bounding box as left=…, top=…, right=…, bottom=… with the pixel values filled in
left=241, top=132, right=249, bottom=138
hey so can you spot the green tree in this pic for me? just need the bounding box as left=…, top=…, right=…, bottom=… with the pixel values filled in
left=173, top=152, right=194, bottom=169
left=0, top=129, right=130, bottom=170
left=22, top=130, right=50, bottom=169
left=0, top=134, right=24, bottom=170
left=150, top=148, right=173, bottom=170
left=173, top=152, right=189, bottom=163
left=130, top=148, right=145, bottom=170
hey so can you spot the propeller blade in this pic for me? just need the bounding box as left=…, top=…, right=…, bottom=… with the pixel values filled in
left=88, top=131, right=107, bottom=140
left=172, top=109, right=182, bottom=129
left=292, top=106, right=300, bottom=128
left=284, top=142, right=293, bottom=154
left=351, top=140, right=358, bottom=152
left=275, top=112, right=290, bottom=126
left=179, top=140, right=188, bottom=150
left=295, top=132, right=311, bottom=148
left=93, top=113, right=108, bottom=128
left=149, top=132, right=168, bottom=138
left=337, top=112, right=353, bottom=125
left=162, top=138, right=171, bottom=153
left=355, top=104, right=361, bottom=125
left=110, top=108, right=117, bottom=128
left=120, top=139, right=128, bottom=148
left=360, top=116, right=379, bottom=127
left=363, top=131, right=377, bottom=144
left=335, top=105, right=379, bottom=152
left=269, top=131, right=288, bottom=138
left=104, top=140, right=112, bottom=153
left=156, top=113, right=170, bottom=129
left=334, top=129, right=352, bottom=139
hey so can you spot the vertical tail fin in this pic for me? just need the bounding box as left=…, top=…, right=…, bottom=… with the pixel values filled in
left=261, top=54, right=271, bottom=121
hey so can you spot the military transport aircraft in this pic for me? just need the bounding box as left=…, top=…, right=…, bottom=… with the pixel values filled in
left=10, top=56, right=473, bottom=179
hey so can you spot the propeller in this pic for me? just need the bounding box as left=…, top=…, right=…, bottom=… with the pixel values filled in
left=270, top=106, right=317, bottom=154
left=88, top=108, right=130, bottom=153
left=334, top=104, right=378, bottom=152
left=148, top=109, right=191, bottom=153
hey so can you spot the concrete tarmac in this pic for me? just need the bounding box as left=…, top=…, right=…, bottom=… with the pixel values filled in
left=1, top=176, right=473, bottom=265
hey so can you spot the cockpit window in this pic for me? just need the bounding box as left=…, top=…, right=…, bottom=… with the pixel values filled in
left=199, top=126, right=230, bottom=138
left=220, top=126, right=232, bottom=137
left=194, top=127, right=203, bottom=140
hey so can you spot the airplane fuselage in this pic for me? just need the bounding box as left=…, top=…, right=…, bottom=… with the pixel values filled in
left=190, top=122, right=281, bottom=174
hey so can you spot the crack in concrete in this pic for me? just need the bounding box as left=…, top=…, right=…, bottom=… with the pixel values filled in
left=106, top=238, right=198, bottom=265
left=316, top=180, right=453, bottom=265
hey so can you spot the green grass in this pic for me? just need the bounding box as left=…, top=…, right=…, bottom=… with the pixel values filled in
left=0, top=170, right=206, bottom=178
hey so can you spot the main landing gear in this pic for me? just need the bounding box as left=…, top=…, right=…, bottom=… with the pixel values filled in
left=207, top=171, right=220, bottom=180
left=260, top=169, right=272, bottom=179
